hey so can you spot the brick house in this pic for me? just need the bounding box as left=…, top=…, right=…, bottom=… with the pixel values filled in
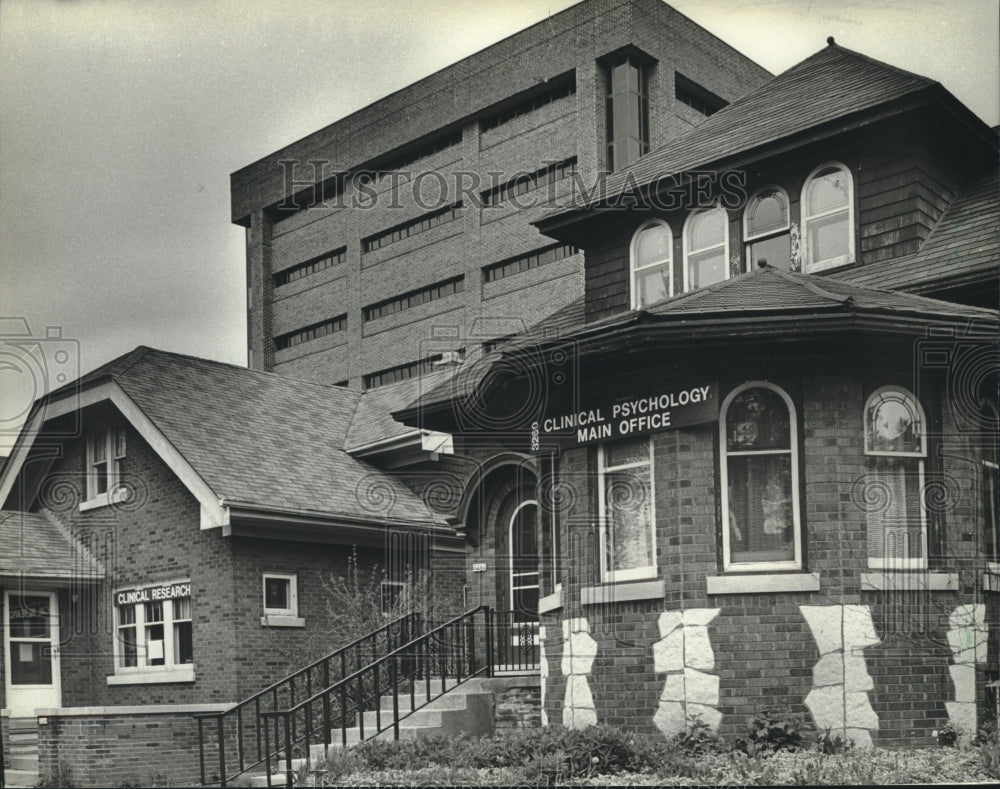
left=395, top=40, right=1000, bottom=746
left=1, top=2, right=997, bottom=786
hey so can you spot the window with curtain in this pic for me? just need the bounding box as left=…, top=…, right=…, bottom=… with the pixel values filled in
left=598, top=437, right=656, bottom=581
left=630, top=220, right=673, bottom=308
left=721, top=383, right=801, bottom=570
left=864, top=387, right=927, bottom=568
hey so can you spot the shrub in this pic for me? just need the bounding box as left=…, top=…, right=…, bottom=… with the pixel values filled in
left=978, top=719, right=1000, bottom=779
left=734, top=709, right=811, bottom=756
left=672, top=713, right=727, bottom=755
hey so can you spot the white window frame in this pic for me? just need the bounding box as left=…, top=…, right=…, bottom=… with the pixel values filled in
left=508, top=499, right=540, bottom=620
left=262, top=572, right=298, bottom=617
left=597, top=437, right=657, bottom=583
left=719, top=381, right=802, bottom=572
left=863, top=386, right=928, bottom=570
left=801, top=162, right=855, bottom=272
left=984, top=402, right=1000, bottom=574
left=380, top=580, right=408, bottom=615
left=630, top=219, right=673, bottom=309
left=683, top=206, right=730, bottom=292
left=82, top=427, right=127, bottom=511
left=743, top=185, right=791, bottom=270
left=110, top=581, right=194, bottom=684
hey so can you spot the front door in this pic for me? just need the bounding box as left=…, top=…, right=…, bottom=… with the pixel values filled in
left=4, top=590, right=61, bottom=716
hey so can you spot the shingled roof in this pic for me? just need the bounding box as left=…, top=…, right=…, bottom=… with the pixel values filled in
left=37, top=348, right=444, bottom=527
left=0, top=510, right=103, bottom=581
left=834, top=170, right=1000, bottom=295
left=398, top=267, right=999, bottom=420
left=540, top=43, right=948, bottom=224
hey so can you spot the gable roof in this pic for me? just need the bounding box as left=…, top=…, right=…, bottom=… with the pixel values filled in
left=834, top=170, right=1000, bottom=295
left=36, top=348, right=444, bottom=528
left=0, top=510, right=103, bottom=581
left=540, top=43, right=965, bottom=225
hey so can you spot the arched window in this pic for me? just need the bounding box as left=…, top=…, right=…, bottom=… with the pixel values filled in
left=863, top=387, right=927, bottom=569
left=509, top=500, right=539, bottom=623
left=983, top=401, right=999, bottom=567
left=684, top=207, right=729, bottom=291
left=630, top=220, right=673, bottom=308
left=720, top=382, right=801, bottom=570
left=744, top=186, right=791, bottom=270
left=801, top=163, right=854, bottom=272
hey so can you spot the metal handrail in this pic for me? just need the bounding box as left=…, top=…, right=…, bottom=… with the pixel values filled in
left=262, top=606, right=493, bottom=788
left=195, top=611, right=421, bottom=787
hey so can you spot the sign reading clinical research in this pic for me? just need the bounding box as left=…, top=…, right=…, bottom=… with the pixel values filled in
left=115, top=582, right=191, bottom=607
left=531, top=382, right=718, bottom=450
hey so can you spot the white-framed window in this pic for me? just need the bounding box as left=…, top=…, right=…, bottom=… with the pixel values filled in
left=380, top=580, right=408, bottom=615
left=598, top=436, right=656, bottom=582
left=683, top=206, right=729, bottom=291
left=744, top=186, right=791, bottom=270
left=720, top=382, right=801, bottom=571
left=84, top=427, right=127, bottom=507
left=801, top=162, right=854, bottom=272
left=630, top=219, right=673, bottom=308
left=262, top=573, right=298, bottom=617
left=863, top=387, right=927, bottom=569
left=113, top=584, right=193, bottom=677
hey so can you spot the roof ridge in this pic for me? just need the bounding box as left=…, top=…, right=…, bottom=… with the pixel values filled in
left=121, top=346, right=360, bottom=399
left=771, top=268, right=853, bottom=305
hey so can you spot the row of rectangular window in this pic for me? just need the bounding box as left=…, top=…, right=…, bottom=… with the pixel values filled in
left=483, top=243, right=579, bottom=283
left=272, top=177, right=343, bottom=223
left=374, top=130, right=464, bottom=179
left=274, top=247, right=347, bottom=287
left=274, top=315, right=348, bottom=351
left=363, top=355, right=445, bottom=390
left=362, top=203, right=464, bottom=253
left=480, top=158, right=577, bottom=207
left=674, top=72, right=728, bottom=117
left=363, top=276, right=465, bottom=322
left=480, top=77, right=577, bottom=132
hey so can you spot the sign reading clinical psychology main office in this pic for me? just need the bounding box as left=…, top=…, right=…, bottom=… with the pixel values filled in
left=530, top=382, right=718, bottom=451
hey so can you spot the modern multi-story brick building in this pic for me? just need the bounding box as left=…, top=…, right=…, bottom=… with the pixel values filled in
left=231, top=0, right=770, bottom=388
left=2, top=2, right=997, bottom=787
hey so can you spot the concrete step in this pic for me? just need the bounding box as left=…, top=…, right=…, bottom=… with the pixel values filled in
left=3, top=767, right=40, bottom=788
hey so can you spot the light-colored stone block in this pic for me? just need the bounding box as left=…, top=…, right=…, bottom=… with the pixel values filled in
left=684, top=669, right=720, bottom=706
left=844, top=655, right=874, bottom=693
left=846, top=728, right=874, bottom=749
left=945, top=701, right=976, bottom=741
left=949, top=664, right=976, bottom=703
left=653, top=701, right=685, bottom=738
left=684, top=626, right=715, bottom=670
left=653, top=629, right=684, bottom=673
left=800, top=606, right=844, bottom=655
left=658, top=610, right=682, bottom=637
left=812, top=653, right=844, bottom=687
left=845, top=692, right=879, bottom=730
left=842, top=605, right=881, bottom=650
left=805, top=685, right=845, bottom=727
left=659, top=672, right=685, bottom=702
left=686, top=703, right=723, bottom=732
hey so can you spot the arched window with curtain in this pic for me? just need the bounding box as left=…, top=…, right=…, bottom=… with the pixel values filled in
left=744, top=186, right=791, bottom=270
left=630, top=219, right=672, bottom=308
left=683, top=206, right=729, bottom=291
left=801, top=162, right=854, bottom=272
left=720, top=382, right=801, bottom=570
left=863, top=387, right=927, bottom=569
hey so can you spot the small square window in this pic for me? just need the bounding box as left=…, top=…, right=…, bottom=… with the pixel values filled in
left=262, top=573, right=297, bottom=616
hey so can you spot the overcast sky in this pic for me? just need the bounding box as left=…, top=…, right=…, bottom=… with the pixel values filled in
left=1, top=0, right=997, bottom=453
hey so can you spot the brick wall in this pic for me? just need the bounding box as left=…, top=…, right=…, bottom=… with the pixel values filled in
left=37, top=708, right=219, bottom=788
left=538, top=364, right=993, bottom=744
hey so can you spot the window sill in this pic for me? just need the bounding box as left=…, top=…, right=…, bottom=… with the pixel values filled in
left=261, top=615, right=305, bottom=628
left=581, top=579, right=664, bottom=606
left=538, top=590, right=562, bottom=614
left=860, top=572, right=958, bottom=592
left=107, top=667, right=195, bottom=686
left=706, top=572, right=819, bottom=595
left=80, top=488, right=127, bottom=512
